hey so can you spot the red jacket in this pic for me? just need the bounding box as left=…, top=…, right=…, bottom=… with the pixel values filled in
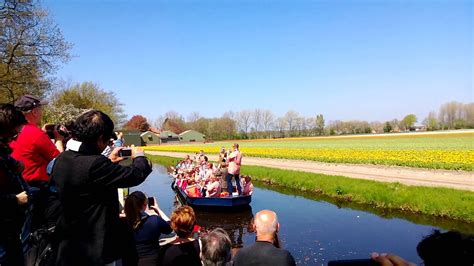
left=10, top=124, right=60, bottom=183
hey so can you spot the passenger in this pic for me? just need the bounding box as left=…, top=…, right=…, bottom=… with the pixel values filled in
left=206, top=175, right=222, bottom=198
left=124, top=191, right=172, bottom=266
left=242, top=175, right=254, bottom=196
left=226, top=143, right=242, bottom=195
left=0, top=104, right=29, bottom=266
left=186, top=180, right=201, bottom=198
left=158, top=206, right=201, bottom=266
left=201, top=228, right=232, bottom=266
left=233, top=209, right=296, bottom=266
left=51, top=110, right=152, bottom=266
left=10, top=95, right=63, bottom=229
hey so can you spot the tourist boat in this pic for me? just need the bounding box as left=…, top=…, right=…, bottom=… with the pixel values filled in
left=172, top=181, right=252, bottom=209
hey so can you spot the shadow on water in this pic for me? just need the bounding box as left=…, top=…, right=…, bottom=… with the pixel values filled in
left=252, top=180, right=474, bottom=235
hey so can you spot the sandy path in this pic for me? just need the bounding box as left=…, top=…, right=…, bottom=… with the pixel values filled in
left=146, top=151, right=474, bottom=192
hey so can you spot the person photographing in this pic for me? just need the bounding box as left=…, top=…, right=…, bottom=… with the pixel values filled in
left=51, top=110, right=152, bottom=266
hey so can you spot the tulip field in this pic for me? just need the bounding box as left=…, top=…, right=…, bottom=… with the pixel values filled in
left=143, top=132, right=474, bottom=171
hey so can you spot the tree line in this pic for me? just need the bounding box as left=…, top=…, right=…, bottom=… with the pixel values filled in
left=120, top=101, right=474, bottom=141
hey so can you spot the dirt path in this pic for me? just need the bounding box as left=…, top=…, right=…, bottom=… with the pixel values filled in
left=146, top=151, right=474, bottom=192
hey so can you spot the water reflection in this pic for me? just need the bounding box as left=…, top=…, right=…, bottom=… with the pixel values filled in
left=132, top=164, right=473, bottom=265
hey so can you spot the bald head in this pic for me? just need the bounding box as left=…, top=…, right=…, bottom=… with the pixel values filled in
left=254, top=210, right=278, bottom=236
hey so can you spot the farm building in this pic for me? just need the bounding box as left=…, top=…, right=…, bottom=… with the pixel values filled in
left=122, top=132, right=145, bottom=146
left=141, top=131, right=161, bottom=145
left=160, top=130, right=181, bottom=144
left=179, top=130, right=205, bottom=142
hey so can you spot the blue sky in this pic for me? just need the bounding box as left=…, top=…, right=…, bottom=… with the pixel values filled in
left=43, top=0, right=472, bottom=123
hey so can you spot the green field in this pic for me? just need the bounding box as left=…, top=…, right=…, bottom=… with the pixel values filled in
left=144, top=132, right=474, bottom=170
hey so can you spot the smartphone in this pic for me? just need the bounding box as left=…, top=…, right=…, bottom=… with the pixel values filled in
left=147, top=197, right=155, bottom=208
left=328, top=259, right=378, bottom=266
left=119, top=148, right=132, bottom=157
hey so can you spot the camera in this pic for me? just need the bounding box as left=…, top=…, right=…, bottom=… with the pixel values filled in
left=119, top=148, right=132, bottom=157
left=45, top=124, right=70, bottom=140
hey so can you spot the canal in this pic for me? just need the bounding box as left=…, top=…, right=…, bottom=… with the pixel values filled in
left=132, top=164, right=473, bottom=265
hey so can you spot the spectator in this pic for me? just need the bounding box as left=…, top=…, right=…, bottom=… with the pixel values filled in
left=0, top=104, right=29, bottom=266
left=10, top=95, right=63, bottom=228
left=226, top=143, right=242, bottom=195
left=124, top=191, right=172, bottom=266
left=201, top=228, right=232, bottom=266
left=51, top=110, right=152, bottom=266
left=158, top=206, right=201, bottom=266
left=233, top=209, right=296, bottom=266
left=417, top=230, right=473, bottom=266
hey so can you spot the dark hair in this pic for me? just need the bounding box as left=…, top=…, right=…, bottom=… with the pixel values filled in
left=204, top=156, right=208, bottom=162
left=72, top=110, right=114, bottom=143
left=0, top=103, right=27, bottom=136
left=124, top=191, right=147, bottom=230
left=417, top=230, right=474, bottom=266
left=201, top=228, right=232, bottom=266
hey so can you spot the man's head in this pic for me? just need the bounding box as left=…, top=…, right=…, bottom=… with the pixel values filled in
left=233, top=143, right=239, bottom=151
left=0, top=104, right=27, bottom=150
left=14, top=95, right=47, bottom=125
left=201, top=228, right=232, bottom=266
left=72, top=110, right=115, bottom=152
left=254, top=210, right=279, bottom=240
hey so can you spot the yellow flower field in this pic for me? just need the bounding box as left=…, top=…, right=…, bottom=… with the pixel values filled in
left=143, top=133, right=474, bottom=171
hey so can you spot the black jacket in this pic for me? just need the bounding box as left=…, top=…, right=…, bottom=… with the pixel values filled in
left=0, top=154, right=26, bottom=240
left=51, top=143, right=152, bottom=266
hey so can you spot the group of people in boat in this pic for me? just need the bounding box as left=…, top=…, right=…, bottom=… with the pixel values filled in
left=171, top=144, right=253, bottom=198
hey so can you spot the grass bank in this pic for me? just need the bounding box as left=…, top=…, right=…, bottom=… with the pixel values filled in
left=148, top=154, right=474, bottom=223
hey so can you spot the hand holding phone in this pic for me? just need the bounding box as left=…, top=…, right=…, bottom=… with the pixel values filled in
left=147, top=197, right=155, bottom=208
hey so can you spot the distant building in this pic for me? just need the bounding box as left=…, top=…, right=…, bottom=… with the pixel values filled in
left=122, top=131, right=145, bottom=146
left=141, top=131, right=161, bottom=145
left=179, top=130, right=206, bottom=142
left=160, top=130, right=181, bottom=144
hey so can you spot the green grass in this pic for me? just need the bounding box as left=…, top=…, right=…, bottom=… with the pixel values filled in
left=148, top=154, right=474, bottom=223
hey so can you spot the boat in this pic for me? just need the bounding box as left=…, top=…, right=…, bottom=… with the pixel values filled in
left=172, top=182, right=252, bottom=209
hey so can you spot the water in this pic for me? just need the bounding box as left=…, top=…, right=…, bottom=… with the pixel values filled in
left=132, top=165, right=472, bottom=265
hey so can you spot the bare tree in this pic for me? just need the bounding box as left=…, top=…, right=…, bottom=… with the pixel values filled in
left=236, top=109, right=252, bottom=134
left=252, top=109, right=263, bottom=132
left=284, top=110, right=299, bottom=135
left=262, top=110, right=274, bottom=132
left=154, top=115, right=166, bottom=130
left=275, top=117, right=287, bottom=137
left=1, top=0, right=72, bottom=102
left=439, top=101, right=463, bottom=129
left=187, top=111, right=201, bottom=123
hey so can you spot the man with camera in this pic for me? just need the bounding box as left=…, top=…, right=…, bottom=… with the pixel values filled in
left=51, top=110, right=152, bottom=266
left=10, top=95, right=64, bottom=230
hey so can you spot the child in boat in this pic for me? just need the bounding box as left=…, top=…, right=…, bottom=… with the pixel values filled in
left=242, top=175, right=253, bottom=196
